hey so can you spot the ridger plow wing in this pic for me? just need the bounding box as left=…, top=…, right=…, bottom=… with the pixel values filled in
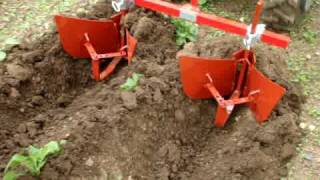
left=180, top=50, right=286, bottom=127
left=55, top=12, right=137, bottom=81
left=54, top=0, right=290, bottom=127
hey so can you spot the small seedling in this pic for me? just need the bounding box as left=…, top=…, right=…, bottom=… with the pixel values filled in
left=4, top=140, right=66, bottom=180
left=120, top=73, right=143, bottom=91
left=171, top=19, right=198, bottom=46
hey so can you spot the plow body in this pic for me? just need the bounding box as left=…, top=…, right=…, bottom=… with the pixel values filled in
left=179, top=56, right=236, bottom=99
left=179, top=49, right=286, bottom=127
left=55, top=13, right=137, bottom=81
left=55, top=14, right=121, bottom=58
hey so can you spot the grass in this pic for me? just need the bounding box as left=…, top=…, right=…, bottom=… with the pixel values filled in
left=199, top=0, right=251, bottom=22
left=302, top=30, right=317, bottom=44
left=308, top=107, right=320, bottom=119
left=287, top=56, right=318, bottom=85
left=284, top=2, right=320, bottom=178
left=287, top=56, right=320, bottom=97
left=290, top=12, right=318, bottom=45
left=0, top=0, right=99, bottom=55
left=207, top=29, right=226, bottom=39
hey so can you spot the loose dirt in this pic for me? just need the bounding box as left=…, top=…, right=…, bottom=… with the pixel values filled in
left=0, top=0, right=303, bottom=179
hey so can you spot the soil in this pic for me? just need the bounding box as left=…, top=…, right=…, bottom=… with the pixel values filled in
left=0, top=0, right=303, bottom=180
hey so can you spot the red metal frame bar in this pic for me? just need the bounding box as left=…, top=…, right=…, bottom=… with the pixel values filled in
left=134, top=0, right=291, bottom=48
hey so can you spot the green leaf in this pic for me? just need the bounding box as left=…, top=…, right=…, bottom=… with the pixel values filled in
left=5, top=154, right=34, bottom=173
left=30, top=141, right=60, bottom=162
left=171, top=19, right=198, bottom=47
left=120, top=73, right=143, bottom=91
left=5, top=38, right=20, bottom=45
left=28, top=141, right=61, bottom=175
left=4, top=141, right=63, bottom=177
left=3, top=171, right=24, bottom=180
left=0, top=51, right=6, bottom=62
left=177, top=38, right=186, bottom=46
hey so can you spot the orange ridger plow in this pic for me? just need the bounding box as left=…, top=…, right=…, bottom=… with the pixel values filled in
left=54, top=0, right=290, bottom=127
left=55, top=12, right=137, bottom=81
left=179, top=0, right=287, bottom=127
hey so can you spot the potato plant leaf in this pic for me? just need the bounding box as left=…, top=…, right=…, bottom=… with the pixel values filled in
left=3, top=171, right=24, bottom=180
left=5, top=154, right=34, bottom=174
left=4, top=141, right=64, bottom=179
left=120, top=73, right=143, bottom=91
left=171, top=19, right=198, bottom=46
left=28, top=141, right=61, bottom=175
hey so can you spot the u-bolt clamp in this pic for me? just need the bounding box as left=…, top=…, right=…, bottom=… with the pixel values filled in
left=243, top=23, right=266, bottom=50
left=112, top=0, right=135, bottom=12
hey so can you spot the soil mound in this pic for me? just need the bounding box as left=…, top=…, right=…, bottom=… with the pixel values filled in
left=0, top=1, right=302, bottom=179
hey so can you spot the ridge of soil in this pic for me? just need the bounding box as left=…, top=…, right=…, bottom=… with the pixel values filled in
left=0, top=1, right=303, bottom=179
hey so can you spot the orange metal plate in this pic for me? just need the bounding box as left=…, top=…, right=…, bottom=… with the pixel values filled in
left=245, top=66, right=286, bottom=122
left=126, top=30, right=138, bottom=64
left=55, top=15, right=121, bottom=58
left=214, top=106, right=231, bottom=128
left=179, top=56, right=237, bottom=99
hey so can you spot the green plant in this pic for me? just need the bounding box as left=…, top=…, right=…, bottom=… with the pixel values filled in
left=292, top=70, right=312, bottom=84
left=287, top=56, right=315, bottom=85
left=120, top=73, right=143, bottom=91
left=302, top=30, right=317, bottom=44
left=171, top=19, right=198, bottom=46
left=199, top=0, right=211, bottom=11
left=4, top=141, right=65, bottom=180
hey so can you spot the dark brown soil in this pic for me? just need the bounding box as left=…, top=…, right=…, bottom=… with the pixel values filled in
left=0, top=0, right=303, bottom=180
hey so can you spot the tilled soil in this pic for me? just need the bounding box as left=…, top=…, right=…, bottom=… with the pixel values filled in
left=0, top=1, right=303, bottom=179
